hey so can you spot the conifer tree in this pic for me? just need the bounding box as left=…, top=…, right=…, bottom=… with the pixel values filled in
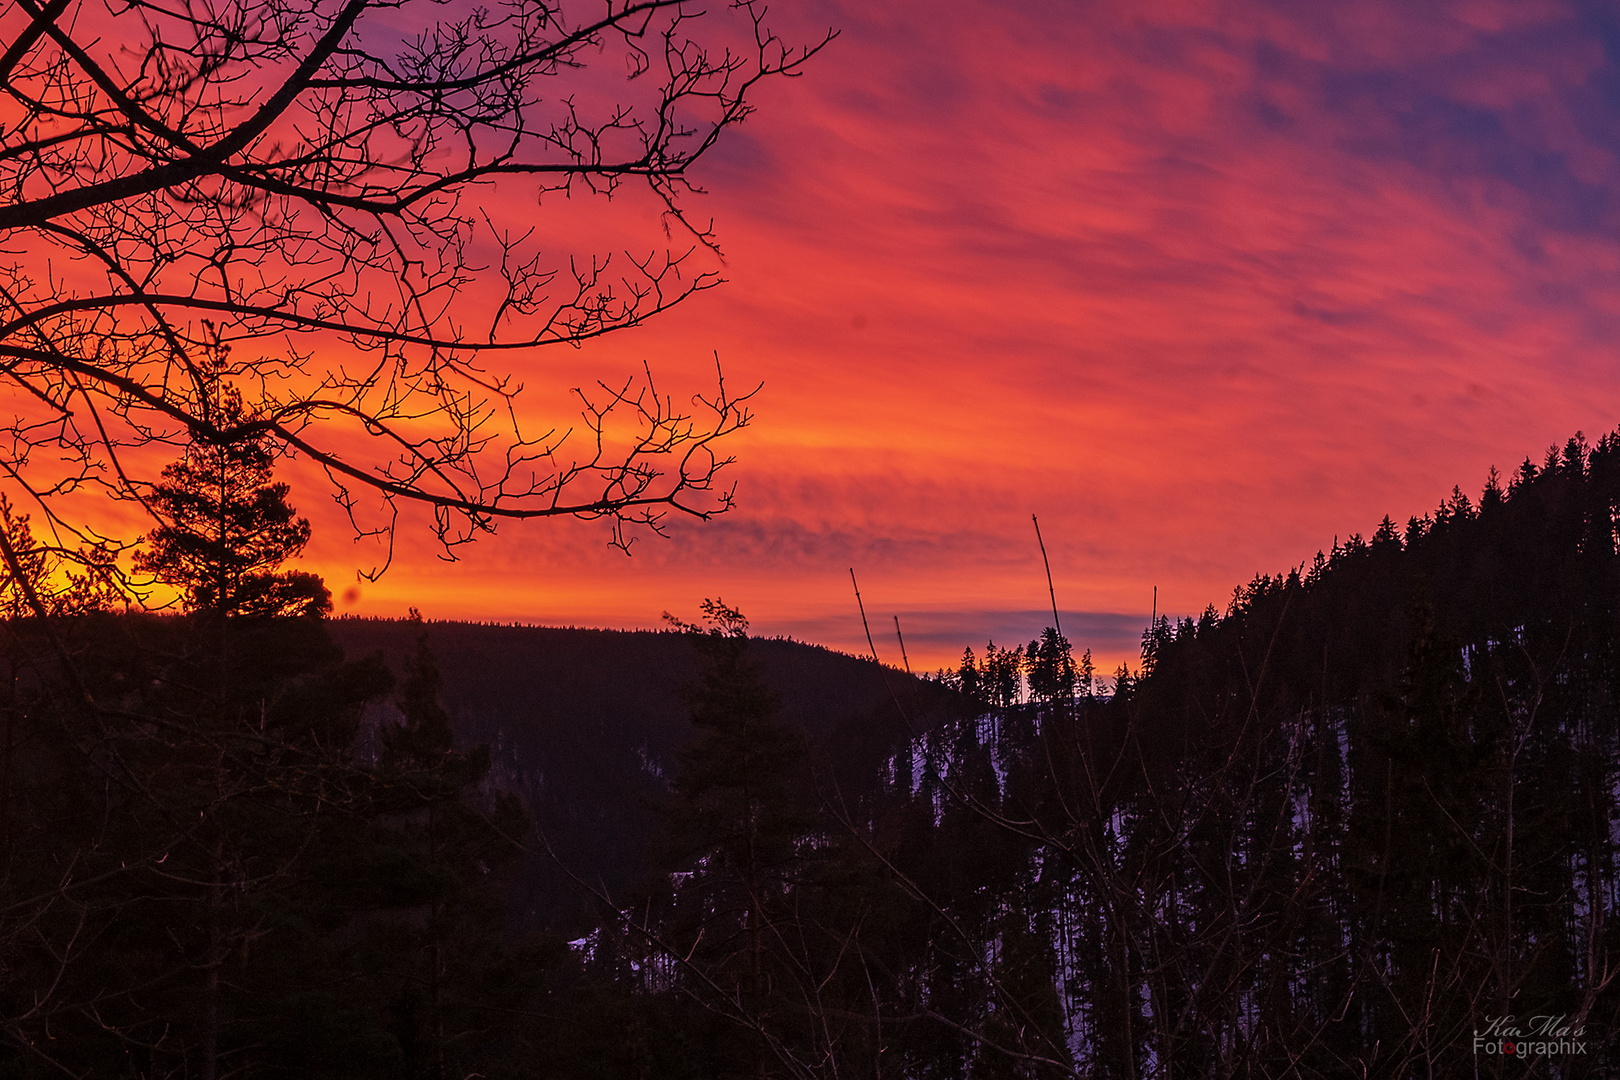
left=136, top=374, right=330, bottom=618
left=663, top=603, right=811, bottom=1069
left=646, top=600, right=888, bottom=1078
left=1025, top=626, right=1076, bottom=706
left=361, top=621, right=529, bottom=1080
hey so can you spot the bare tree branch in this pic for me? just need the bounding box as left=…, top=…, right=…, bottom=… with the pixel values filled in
left=0, top=0, right=832, bottom=563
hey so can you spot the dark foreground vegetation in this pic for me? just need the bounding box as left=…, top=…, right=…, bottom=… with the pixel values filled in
left=4, top=428, right=1620, bottom=1078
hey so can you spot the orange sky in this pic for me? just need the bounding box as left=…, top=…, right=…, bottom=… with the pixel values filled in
left=21, top=0, right=1620, bottom=674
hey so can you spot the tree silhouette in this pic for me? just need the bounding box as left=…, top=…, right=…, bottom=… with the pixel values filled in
left=363, top=622, right=530, bottom=1080
left=0, top=0, right=831, bottom=566
left=658, top=600, right=822, bottom=1076
left=136, top=380, right=330, bottom=617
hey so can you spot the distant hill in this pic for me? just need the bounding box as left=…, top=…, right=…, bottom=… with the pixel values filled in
left=327, top=621, right=959, bottom=930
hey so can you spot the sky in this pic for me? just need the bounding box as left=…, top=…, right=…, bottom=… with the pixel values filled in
left=294, top=0, right=1620, bottom=673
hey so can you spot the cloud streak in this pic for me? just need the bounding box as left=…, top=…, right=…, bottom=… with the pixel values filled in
left=298, top=0, right=1620, bottom=671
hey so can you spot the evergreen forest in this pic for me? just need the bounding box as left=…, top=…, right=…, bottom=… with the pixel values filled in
left=3, top=427, right=1620, bottom=1079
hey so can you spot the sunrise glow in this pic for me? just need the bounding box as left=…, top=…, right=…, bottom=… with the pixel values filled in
left=21, top=0, right=1620, bottom=673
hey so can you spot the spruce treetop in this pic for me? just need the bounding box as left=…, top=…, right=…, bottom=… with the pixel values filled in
left=136, top=382, right=330, bottom=618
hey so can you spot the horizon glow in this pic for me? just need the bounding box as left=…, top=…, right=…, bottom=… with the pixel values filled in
left=22, top=0, right=1620, bottom=675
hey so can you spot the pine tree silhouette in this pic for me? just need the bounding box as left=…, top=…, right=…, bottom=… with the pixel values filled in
left=136, top=380, right=330, bottom=618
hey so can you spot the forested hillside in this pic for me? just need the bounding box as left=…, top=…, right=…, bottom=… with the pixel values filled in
left=4, top=429, right=1620, bottom=1078
left=547, top=431, right=1620, bottom=1078
left=825, top=429, right=1620, bottom=1077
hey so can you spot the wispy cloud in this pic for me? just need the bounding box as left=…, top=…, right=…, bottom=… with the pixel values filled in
left=312, top=0, right=1620, bottom=670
